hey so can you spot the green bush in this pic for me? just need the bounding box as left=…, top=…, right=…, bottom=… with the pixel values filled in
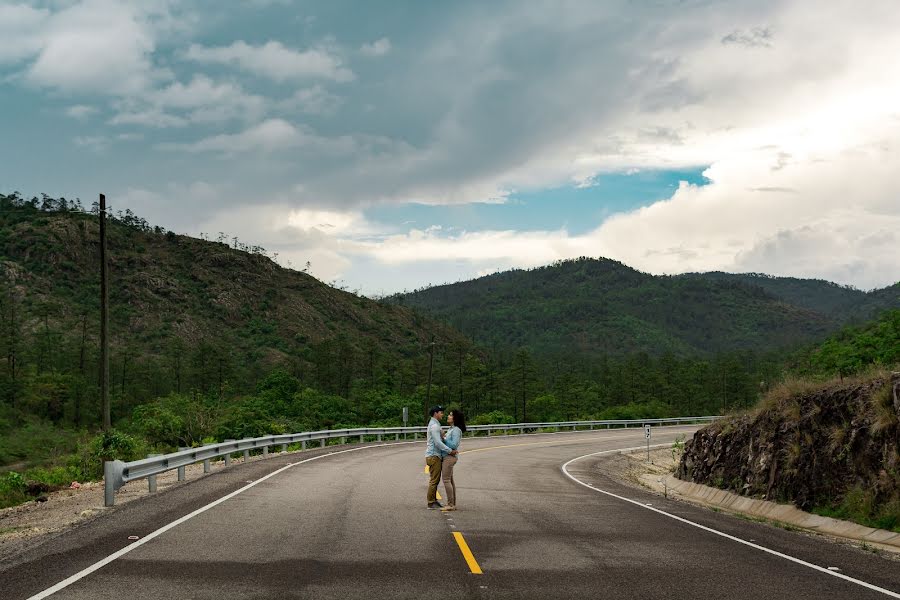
left=24, top=465, right=84, bottom=487
left=0, top=471, right=27, bottom=509
left=72, top=430, right=145, bottom=480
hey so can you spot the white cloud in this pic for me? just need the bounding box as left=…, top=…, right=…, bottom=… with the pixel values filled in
left=157, top=119, right=305, bottom=153
left=278, top=85, right=342, bottom=116
left=110, top=108, right=188, bottom=128
left=184, top=40, right=354, bottom=82
left=24, top=0, right=170, bottom=95
left=360, top=37, right=391, bottom=57
left=158, top=119, right=365, bottom=156
left=0, top=4, right=48, bottom=65
left=66, top=104, right=97, bottom=119
left=110, top=75, right=266, bottom=127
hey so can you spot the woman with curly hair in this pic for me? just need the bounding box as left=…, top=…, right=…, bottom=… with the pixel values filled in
left=440, top=409, right=466, bottom=511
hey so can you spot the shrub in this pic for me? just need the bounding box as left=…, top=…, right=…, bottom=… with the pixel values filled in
left=0, top=471, right=27, bottom=509
left=73, top=430, right=145, bottom=480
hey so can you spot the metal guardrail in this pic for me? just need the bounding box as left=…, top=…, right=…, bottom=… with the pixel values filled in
left=103, top=416, right=719, bottom=506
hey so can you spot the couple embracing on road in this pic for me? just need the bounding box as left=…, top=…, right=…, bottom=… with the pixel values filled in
left=424, top=405, right=467, bottom=511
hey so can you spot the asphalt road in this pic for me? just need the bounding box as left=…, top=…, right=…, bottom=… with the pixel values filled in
left=2, top=427, right=899, bottom=599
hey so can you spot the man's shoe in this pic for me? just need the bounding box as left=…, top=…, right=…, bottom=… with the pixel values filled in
left=427, top=502, right=443, bottom=510
left=440, top=504, right=456, bottom=512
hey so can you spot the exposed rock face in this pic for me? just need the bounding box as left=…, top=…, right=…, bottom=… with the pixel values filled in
left=677, top=373, right=900, bottom=511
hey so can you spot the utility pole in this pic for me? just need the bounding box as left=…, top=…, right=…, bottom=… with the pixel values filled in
left=425, top=335, right=435, bottom=416
left=99, top=194, right=110, bottom=431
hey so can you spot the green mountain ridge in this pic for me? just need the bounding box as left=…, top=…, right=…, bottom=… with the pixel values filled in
left=391, top=257, right=898, bottom=358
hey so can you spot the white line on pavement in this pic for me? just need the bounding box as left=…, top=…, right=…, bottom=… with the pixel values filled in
left=561, top=450, right=900, bottom=599
left=26, top=443, right=418, bottom=600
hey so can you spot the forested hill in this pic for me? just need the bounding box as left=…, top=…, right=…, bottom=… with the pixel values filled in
left=688, top=272, right=898, bottom=321
left=0, top=193, right=471, bottom=425
left=389, top=258, right=899, bottom=358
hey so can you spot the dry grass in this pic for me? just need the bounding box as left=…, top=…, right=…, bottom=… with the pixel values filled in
left=870, top=381, right=899, bottom=433
left=756, top=367, right=895, bottom=418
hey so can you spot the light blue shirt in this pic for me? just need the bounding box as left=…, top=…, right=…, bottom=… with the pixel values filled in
left=425, top=417, right=452, bottom=457
left=441, top=426, right=461, bottom=459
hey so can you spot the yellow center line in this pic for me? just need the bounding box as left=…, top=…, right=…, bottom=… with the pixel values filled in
left=452, top=532, right=483, bottom=574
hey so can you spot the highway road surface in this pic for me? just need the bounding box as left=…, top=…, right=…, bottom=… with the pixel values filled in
left=2, top=426, right=899, bottom=599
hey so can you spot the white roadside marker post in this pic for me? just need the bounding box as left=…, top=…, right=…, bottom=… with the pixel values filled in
left=645, top=424, right=652, bottom=463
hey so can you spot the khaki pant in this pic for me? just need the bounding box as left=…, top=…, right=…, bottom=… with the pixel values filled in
left=441, top=455, right=458, bottom=506
left=426, top=456, right=442, bottom=504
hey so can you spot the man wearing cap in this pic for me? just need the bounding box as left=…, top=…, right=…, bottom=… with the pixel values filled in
left=425, top=406, right=457, bottom=509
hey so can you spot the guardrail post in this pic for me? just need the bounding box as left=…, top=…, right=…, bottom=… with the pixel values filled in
left=148, top=453, right=162, bottom=492
left=320, top=439, right=326, bottom=448
left=359, top=434, right=365, bottom=444
left=519, top=426, right=524, bottom=434
left=243, top=449, right=250, bottom=461
left=104, top=461, right=116, bottom=507
left=589, top=424, right=594, bottom=430
left=203, top=458, right=211, bottom=473
left=413, top=432, right=418, bottom=440
left=263, top=446, right=269, bottom=458
left=340, top=436, right=347, bottom=445
left=177, top=447, right=189, bottom=481
left=302, top=440, right=307, bottom=450
left=396, top=433, right=400, bottom=440
left=377, top=434, right=382, bottom=441
left=225, top=439, right=235, bottom=466
left=282, top=443, right=288, bottom=453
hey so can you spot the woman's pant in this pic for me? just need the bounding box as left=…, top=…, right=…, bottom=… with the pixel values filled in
left=441, top=455, right=458, bottom=506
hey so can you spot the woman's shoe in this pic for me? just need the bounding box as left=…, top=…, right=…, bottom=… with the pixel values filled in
left=440, top=504, right=456, bottom=511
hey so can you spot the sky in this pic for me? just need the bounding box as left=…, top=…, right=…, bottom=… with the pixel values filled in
left=1, top=0, right=899, bottom=295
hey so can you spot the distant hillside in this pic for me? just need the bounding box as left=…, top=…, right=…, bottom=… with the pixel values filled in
left=390, top=258, right=898, bottom=358
left=689, top=272, right=898, bottom=321
left=0, top=193, right=471, bottom=423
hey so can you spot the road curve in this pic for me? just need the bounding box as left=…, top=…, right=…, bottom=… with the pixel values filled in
left=2, top=426, right=899, bottom=599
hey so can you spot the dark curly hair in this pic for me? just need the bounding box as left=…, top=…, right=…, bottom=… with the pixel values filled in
left=450, top=409, right=467, bottom=433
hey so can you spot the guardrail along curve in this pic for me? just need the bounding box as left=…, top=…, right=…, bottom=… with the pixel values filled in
left=103, top=416, right=720, bottom=506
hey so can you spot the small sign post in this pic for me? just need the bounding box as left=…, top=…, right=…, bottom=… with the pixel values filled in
left=644, top=424, right=652, bottom=462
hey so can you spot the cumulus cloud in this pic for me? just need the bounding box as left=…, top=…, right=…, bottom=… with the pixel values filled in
left=277, top=85, right=342, bottom=116
left=110, top=75, right=266, bottom=127
left=23, top=0, right=171, bottom=95
left=184, top=40, right=354, bottom=82
left=0, top=4, right=48, bottom=65
left=360, top=37, right=391, bottom=57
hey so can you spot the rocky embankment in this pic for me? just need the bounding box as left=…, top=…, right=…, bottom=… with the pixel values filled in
left=677, top=372, right=900, bottom=518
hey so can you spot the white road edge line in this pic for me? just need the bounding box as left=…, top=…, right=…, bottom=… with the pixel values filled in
left=26, top=443, right=420, bottom=600
left=561, top=449, right=900, bottom=599
left=26, top=428, right=697, bottom=599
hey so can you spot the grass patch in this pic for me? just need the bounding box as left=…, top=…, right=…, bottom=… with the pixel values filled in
left=812, top=487, right=900, bottom=533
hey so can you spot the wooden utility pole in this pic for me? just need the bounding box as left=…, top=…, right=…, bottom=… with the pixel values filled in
left=425, top=335, right=435, bottom=416
left=99, top=194, right=110, bottom=431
